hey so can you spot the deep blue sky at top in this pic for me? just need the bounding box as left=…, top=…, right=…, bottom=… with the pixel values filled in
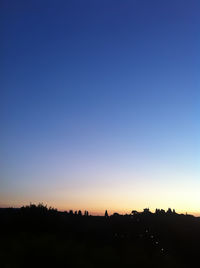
left=0, top=0, right=200, bottom=211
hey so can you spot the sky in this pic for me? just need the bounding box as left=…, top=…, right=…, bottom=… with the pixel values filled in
left=1, top=0, right=200, bottom=215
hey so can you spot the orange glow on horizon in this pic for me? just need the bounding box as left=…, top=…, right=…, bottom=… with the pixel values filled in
left=0, top=202, right=199, bottom=217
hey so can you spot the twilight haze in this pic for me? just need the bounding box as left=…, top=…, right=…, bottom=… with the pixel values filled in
left=1, top=0, right=199, bottom=215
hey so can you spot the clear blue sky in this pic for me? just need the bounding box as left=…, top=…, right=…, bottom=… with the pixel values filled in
left=1, top=0, right=200, bottom=214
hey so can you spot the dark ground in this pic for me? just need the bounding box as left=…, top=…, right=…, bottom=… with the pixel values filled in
left=0, top=205, right=199, bottom=268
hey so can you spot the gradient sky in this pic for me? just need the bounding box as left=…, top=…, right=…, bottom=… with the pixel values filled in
left=1, top=0, right=200, bottom=215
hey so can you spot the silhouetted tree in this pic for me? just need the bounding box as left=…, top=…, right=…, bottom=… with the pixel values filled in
left=160, top=209, right=165, bottom=214
left=155, top=209, right=159, bottom=214
left=112, top=212, right=120, bottom=217
left=156, top=209, right=165, bottom=215
left=105, top=210, right=108, bottom=218
left=84, top=210, right=89, bottom=216
left=131, top=210, right=138, bottom=215
left=78, top=210, right=82, bottom=216
left=69, top=210, right=73, bottom=216
left=143, top=208, right=150, bottom=214
left=167, top=208, right=172, bottom=214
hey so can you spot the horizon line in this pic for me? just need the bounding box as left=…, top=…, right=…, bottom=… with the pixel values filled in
left=1, top=204, right=200, bottom=217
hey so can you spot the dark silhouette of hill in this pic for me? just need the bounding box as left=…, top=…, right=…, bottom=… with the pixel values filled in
left=0, top=204, right=199, bottom=268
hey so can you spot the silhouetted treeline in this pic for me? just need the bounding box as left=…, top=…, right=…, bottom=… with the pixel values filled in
left=0, top=204, right=199, bottom=268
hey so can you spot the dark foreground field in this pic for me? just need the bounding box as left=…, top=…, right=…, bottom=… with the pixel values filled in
left=0, top=205, right=199, bottom=268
